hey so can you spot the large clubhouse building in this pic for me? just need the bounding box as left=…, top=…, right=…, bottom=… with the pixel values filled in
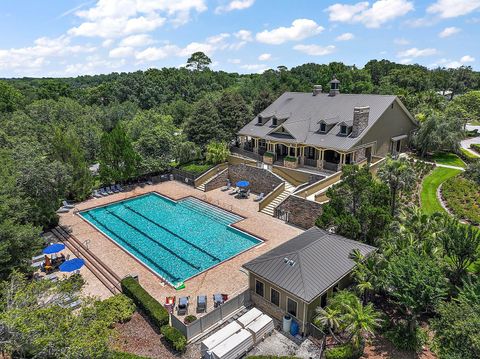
left=237, top=77, right=417, bottom=172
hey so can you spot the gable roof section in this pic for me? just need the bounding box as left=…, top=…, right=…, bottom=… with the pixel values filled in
left=243, top=227, right=376, bottom=303
left=239, top=92, right=416, bottom=152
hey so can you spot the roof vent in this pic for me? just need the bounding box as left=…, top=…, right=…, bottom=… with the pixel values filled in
left=329, top=75, right=340, bottom=97
left=288, top=260, right=296, bottom=266
left=284, top=257, right=289, bottom=263
left=327, top=226, right=336, bottom=234
left=312, top=85, right=322, bottom=96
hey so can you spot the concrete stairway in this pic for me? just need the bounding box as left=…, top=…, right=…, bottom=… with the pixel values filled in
left=260, top=182, right=295, bottom=216
left=196, top=183, right=206, bottom=191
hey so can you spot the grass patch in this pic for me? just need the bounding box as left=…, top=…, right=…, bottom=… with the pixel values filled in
left=431, top=152, right=466, bottom=168
left=460, top=148, right=480, bottom=160
left=421, top=167, right=462, bottom=215
left=442, top=176, right=480, bottom=225
left=178, top=162, right=213, bottom=176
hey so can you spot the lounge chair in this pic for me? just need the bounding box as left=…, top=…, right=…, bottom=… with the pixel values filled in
left=31, top=261, right=44, bottom=268
left=106, top=186, right=114, bottom=195
left=229, top=187, right=239, bottom=195
left=44, top=273, right=58, bottom=282
left=32, top=254, right=44, bottom=263
left=115, top=184, right=123, bottom=192
left=68, top=299, right=82, bottom=309
left=213, top=293, right=224, bottom=308
left=245, top=189, right=250, bottom=198
left=93, top=189, right=102, bottom=198
left=177, top=296, right=189, bottom=315
left=221, top=181, right=231, bottom=191
left=62, top=200, right=75, bottom=209
left=112, top=185, right=120, bottom=193
left=56, top=207, right=70, bottom=213
left=197, top=295, right=207, bottom=313
left=99, top=188, right=108, bottom=196
left=254, top=192, right=265, bottom=202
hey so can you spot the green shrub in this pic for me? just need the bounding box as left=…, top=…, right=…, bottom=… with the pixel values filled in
left=471, top=143, right=480, bottom=154
left=246, top=356, right=300, bottom=359
left=161, top=325, right=187, bottom=352
left=120, top=277, right=169, bottom=329
left=184, top=314, right=197, bottom=324
left=442, top=176, right=480, bottom=225
left=385, top=322, right=427, bottom=352
left=325, top=343, right=364, bottom=359
left=263, top=152, right=274, bottom=158
left=179, top=162, right=213, bottom=176
left=95, top=294, right=136, bottom=326
left=284, top=156, right=297, bottom=162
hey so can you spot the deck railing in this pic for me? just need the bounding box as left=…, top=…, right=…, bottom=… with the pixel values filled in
left=170, top=289, right=251, bottom=342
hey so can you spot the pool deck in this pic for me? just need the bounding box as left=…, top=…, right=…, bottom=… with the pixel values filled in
left=58, top=181, right=303, bottom=313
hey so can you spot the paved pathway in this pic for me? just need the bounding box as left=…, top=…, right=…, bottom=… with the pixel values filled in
left=461, top=124, right=480, bottom=158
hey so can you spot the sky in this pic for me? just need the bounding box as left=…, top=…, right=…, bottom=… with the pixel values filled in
left=0, top=0, right=479, bottom=78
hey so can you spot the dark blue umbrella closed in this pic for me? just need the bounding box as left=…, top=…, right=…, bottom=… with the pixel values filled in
left=43, top=243, right=65, bottom=255
left=59, top=258, right=85, bottom=272
left=236, top=180, right=249, bottom=187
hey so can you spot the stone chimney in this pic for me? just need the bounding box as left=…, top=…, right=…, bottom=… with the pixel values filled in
left=312, top=84, right=322, bottom=96
left=351, top=106, right=370, bottom=137
left=329, top=75, right=340, bottom=96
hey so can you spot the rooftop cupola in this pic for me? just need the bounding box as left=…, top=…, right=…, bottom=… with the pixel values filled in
left=329, top=75, right=340, bottom=97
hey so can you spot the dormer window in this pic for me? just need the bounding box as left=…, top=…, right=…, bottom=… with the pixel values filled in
left=340, top=125, right=347, bottom=135
left=272, top=117, right=278, bottom=126
left=257, top=115, right=263, bottom=124
left=320, top=123, right=327, bottom=133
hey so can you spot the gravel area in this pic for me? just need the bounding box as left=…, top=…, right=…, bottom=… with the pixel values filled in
left=247, top=330, right=322, bottom=358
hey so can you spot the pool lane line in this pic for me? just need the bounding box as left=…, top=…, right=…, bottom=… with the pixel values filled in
left=123, top=204, right=221, bottom=262
left=104, top=208, right=201, bottom=270
left=86, top=213, right=181, bottom=282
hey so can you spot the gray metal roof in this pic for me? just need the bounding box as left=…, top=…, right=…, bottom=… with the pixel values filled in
left=238, top=92, right=412, bottom=152
left=243, top=227, right=376, bottom=303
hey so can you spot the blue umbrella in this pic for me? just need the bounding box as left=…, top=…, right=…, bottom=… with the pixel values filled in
left=43, top=243, right=65, bottom=255
left=236, top=180, right=250, bottom=188
left=59, top=258, right=85, bottom=272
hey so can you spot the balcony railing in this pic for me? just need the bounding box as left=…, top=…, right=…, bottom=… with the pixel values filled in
left=304, top=158, right=317, bottom=167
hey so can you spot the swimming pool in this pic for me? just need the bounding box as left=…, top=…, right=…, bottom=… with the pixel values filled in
left=79, top=193, right=261, bottom=286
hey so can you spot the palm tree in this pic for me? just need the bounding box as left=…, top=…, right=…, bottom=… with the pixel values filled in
left=314, top=306, right=343, bottom=344
left=343, top=300, right=382, bottom=347
left=314, top=290, right=382, bottom=347
left=377, top=156, right=416, bottom=216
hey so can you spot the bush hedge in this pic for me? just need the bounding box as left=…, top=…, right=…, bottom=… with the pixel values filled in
left=95, top=294, right=136, bottom=327
left=263, top=152, right=274, bottom=158
left=471, top=143, right=480, bottom=155
left=325, top=343, right=364, bottom=359
left=442, top=176, right=480, bottom=225
left=161, top=325, right=187, bottom=352
left=284, top=156, right=297, bottom=162
left=120, top=277, right=169, bottom=329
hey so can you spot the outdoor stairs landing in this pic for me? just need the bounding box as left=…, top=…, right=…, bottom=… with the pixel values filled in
left=196, top=183, right=206, bottom=191
left=260, top=182, right=295, bottom=216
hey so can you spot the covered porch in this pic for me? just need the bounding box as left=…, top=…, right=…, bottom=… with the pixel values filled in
left=235, top=136, right=371, bottom=172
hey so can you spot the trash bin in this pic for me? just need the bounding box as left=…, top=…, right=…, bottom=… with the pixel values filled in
left=290, top=320, right=299, bottom=336
left=283, top=315, right=292, bottom=333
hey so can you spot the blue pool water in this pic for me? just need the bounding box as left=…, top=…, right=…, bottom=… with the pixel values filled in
left=79, top=193, right=261, bottom=285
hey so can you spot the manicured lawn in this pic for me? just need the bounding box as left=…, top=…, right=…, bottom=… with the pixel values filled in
left=421, top=167, right=462, bottom=215
left=431, top=152, right=466, bottom=168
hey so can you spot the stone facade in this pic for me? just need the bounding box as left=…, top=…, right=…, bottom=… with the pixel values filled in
left=263, top=155, right=274, bottom=164
left=351, top=106, right=370, bottom=138
left=229, top=164, right=282, bottom=195
left=204, top=169, right=229, bottom=192
left=354, top=147, right=367, bottom=163
left=276, top=195, right=324, bottom=229
left=283, top=159, right=298, bottom=169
